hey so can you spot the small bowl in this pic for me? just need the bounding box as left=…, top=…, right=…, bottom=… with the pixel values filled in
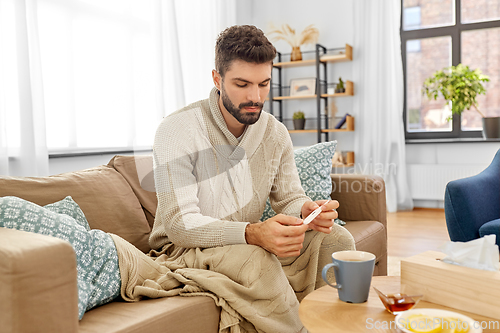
left=373, top=285, right=423, bottom=315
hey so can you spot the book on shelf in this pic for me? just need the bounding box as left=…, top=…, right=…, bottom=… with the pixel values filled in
left=334, top=113, right=351, bottom=129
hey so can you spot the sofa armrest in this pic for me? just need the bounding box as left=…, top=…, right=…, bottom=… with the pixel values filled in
left=0, top=228, right=79, bottom=333
left=330, top=174, right=387, bottom=228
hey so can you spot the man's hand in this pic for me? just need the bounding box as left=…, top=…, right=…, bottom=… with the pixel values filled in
left=301, top=200, right=339, bottom=234
left=245, top=214, right=308, bottom=258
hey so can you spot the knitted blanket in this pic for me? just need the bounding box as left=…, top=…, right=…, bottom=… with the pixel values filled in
left=109, top=231, right=333, bottom=333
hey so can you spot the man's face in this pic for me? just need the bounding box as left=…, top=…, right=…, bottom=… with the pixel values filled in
left=217, top=60, right=272, bottom=125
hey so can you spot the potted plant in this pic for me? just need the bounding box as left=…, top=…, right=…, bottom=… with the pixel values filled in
left=292, top=111, right=306, bottom=130
left=422, top=64, right=499, bottom=138
left=335, top=77, right=345, bottom=94
left=267, top=24, right=319, bottom=62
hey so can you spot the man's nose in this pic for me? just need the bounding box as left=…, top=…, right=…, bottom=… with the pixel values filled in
left=247, top=86, right=261, bottom=102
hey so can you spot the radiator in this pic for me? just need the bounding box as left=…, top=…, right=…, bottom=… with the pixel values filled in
left=408, top=164, right=487, bottom=200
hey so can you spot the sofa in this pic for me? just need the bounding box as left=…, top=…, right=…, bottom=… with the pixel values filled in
left=0, top=154, right=387, bottom=333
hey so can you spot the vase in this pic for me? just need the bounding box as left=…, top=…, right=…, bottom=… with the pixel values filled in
left=293, top=118, right=305, bottom=130
left=291, top=46, right=302, bottom=61
left=482, top=117, right=500, bottom=139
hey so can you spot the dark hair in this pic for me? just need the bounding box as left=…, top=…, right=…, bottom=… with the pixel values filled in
left=215, top=25, right=276, bottom=77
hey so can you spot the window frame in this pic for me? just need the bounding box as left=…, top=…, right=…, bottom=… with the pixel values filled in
left=401, top=0, right=500, bottom=140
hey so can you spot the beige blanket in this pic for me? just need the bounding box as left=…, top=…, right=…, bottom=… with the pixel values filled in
left=110, top=227, right=353, bottom=333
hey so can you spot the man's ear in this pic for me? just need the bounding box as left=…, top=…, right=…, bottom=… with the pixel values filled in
left=212, top=70, right=221, bottom=90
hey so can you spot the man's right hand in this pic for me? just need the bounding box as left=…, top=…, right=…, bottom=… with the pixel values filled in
left=245, top=214, right=308, bottom=258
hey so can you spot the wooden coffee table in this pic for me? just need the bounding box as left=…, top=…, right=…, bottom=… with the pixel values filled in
left=299, top=276, right=499, bottom=332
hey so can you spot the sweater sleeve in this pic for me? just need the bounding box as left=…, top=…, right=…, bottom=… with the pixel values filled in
left=149, top=113, right=249, bottom=250
left=268, top=123, right=311, bottom=218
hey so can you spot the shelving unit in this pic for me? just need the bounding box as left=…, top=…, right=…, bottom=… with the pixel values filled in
left=268, top=43, right=355, bottom=165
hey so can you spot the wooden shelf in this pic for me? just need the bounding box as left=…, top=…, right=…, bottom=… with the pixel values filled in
left=321, top=44, right=353, bottom=63
left=274, top=59, right=316, bottom=68
left=322, top=80, right=354, bottom=97
left=274, top=44, right=352, bottom=68
left=288, top=116, right=355, bottom=133
left=274, top=95, right=316, bottom=101
left=321, top=128, right=352, bottom=132
left=288, top=129, right=318, bottom=133
left=273, top=81, right=354, bottom=100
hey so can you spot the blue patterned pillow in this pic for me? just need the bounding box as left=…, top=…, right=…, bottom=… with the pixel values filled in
left=0, top=196, right=121, bottom=320
left=44, top=196, right=90, bottom=231
left=261, top=141, right=341, bottom=223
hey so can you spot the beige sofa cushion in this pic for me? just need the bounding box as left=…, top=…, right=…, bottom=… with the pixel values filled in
left=108, top=155, right=158, bottom=228
left=0, top=166, right=151, bottom=252
left=79, top=296, right=220, bottom=333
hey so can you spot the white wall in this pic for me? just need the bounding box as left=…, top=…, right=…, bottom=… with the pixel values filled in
left=406, top=142, right=499, bottom=208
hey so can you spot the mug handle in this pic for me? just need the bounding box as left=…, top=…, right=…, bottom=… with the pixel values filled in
left=322, top=263, right=341, bottom=289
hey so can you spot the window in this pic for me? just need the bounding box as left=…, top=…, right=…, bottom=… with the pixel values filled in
left=0, top=0, right=228, bottom=156
left=402, top=0, right=500, bottom=139
left=38, top=0, right=159, bottom=150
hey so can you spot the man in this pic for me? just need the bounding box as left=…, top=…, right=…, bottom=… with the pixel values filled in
left=151, top=25, right=355, bottom=333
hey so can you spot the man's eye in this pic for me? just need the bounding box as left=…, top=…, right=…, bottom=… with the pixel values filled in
left=259, top=82, right=269, bottom=87
left=236, top=84, right=247, bottom=88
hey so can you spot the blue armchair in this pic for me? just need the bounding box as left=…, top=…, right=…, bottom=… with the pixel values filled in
left=444, top=149, right=500, bottom=246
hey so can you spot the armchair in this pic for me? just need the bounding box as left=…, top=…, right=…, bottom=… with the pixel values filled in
left=444, top=149, right=500, bottom=246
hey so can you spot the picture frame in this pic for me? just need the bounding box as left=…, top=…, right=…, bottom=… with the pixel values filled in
left=289, top=78, right=317, bottom=97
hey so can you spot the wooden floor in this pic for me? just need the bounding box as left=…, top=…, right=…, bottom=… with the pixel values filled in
left=387, top=208, right=450, bottom=276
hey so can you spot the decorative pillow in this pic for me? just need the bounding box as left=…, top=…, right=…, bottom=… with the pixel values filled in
left=261, top=141, right=342, bottom=224
left=0, top=196, right=121, bottom=320
left=44, top=196, right=90, bottom=231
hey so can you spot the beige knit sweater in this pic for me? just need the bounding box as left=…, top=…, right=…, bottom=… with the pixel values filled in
left=150, top=88, right=310, bottom=250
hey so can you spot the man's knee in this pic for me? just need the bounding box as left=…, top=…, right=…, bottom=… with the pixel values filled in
left=202, top=244, right=283, bottom=285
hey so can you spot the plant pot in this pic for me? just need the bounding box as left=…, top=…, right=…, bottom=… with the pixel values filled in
left=482, top=117, right=500, bottom=139
left=293, top=118, right=305, bottom=130
left=291, top=46, right=302, bottom=61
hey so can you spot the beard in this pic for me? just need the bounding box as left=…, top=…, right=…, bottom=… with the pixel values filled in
left=220, top=84, right=263, bottom=125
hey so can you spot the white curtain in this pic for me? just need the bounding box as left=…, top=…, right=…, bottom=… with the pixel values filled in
left=0, top=0, right=235, bottom=177
left=0, top=0, right=49, bottom=177
left=156, top=0, right=236, bottom=114
left=353, top=0, right=413, bottom=212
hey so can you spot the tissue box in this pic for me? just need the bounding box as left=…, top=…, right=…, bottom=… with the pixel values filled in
left=401, top=251, right=500, bottom=320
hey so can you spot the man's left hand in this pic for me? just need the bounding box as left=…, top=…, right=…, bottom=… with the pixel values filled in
left=301, top=200, right=339, bottom=234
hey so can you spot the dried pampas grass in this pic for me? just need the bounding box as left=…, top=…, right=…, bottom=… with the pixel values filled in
left=267, top=24, right=319, bottom=48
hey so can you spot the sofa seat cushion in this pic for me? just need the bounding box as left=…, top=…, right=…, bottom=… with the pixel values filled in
left=79, top=296, right=220, bottom=333
left=343, top=221, right=386, bottom=271
left=0, top=166, right=151, bottom=252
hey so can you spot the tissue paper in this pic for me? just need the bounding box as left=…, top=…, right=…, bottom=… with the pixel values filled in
left=438, top=234, right=500, bottom=271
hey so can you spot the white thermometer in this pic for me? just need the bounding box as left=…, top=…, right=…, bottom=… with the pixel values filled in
left=303, top=200, right=330, bottom=225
